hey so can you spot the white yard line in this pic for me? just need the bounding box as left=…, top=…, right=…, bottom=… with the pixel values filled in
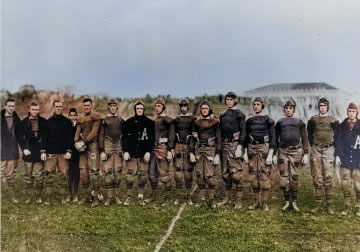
left=154, top=203, right=186, bottom=252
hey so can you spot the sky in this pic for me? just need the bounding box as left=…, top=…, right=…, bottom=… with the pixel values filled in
left=1, top=0, right=360, bottom=99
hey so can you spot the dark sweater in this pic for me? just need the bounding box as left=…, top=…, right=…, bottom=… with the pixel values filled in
left=46, top=114, right=73, bottom=154
left=1, top=109, right=21, bottom=160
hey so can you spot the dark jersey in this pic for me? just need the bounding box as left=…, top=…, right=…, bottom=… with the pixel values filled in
left=1, top=109, right=21, bottom=160
left=245, top=114, right=275, bottom=149
left=154, top=115, right=175, bottom=150
left=219, top=107, right=246, bottom=144
left=190, top=117, right=221, bottom=154
left=46, top=114, right=73, bottom=154
left=173, top=115, right=197, bottom=143
left=335, top=119, right=360, bottom=169
left=275, top=117, right=309, bottom=153
left=123, top=115, right=155, bottom=158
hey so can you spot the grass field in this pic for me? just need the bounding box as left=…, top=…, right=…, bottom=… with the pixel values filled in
left=2, top=163, right=360, bottom=252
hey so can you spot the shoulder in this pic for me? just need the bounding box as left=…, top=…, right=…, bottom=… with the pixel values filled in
left=91, top=111, right=103, bottom=121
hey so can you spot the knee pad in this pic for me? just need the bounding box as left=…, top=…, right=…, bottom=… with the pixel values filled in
left=279, top=176, right=289, bottom=188
left=231, top=172, right=243, bottom=183
left=207, top=177, right=216, bottom=187
left=175, top=171, right=184, bottom=182
left=175, top=166, right=182, bottom=172
left=197, top=177, right=206, bottom=188
left=104, top=174, right=114, bottom=187
left=354, top=181, right=360, bottom=193
left=222, top=173, right=232, bottom=184
left=125, top=174, right=135, bottom=186
left=159, top=174, right=170, bottom=184
left=187, top=167, right=194, bottom=173
left=138, top=174, right=148, bottom=187
left=289, top=179, right=298, bottom=191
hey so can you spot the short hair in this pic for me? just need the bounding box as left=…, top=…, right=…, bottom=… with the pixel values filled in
left=68, top=108, right=78, bottom=116
left=53, top=100, right=62, bottom=106
left=30, top=101, right=39, bottom=107
left=83, top=98, right=92, bottom=104
left=4, top=98, right=15, bottom=105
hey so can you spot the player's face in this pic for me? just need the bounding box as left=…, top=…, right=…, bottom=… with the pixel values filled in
left=179, top=104, right=188, bottom=114
left=200, top=105, right=210, bottom=117
left=53, top=102, right=63, bottom=115
left=83, top=101, right=92, bottom=113
left=318, top=103, right=328, bottom=115
left=68, top=112, right=78, bottom=122
left=154, top=104, right=164, bottom=115
left=226, top=97, right=235, bottom=108
left=108, top=104, right=118, bottom=115
left=347, top=108, right=357, bottom=121
left=135, top=104, right=144, bottom=116
left=253, top=102, right=263, bottom=114
left=5, top=101, right=15, bottom=114
left=29, top=105, right=40, bottom=117
left=284, top=106, right=294, bottom=118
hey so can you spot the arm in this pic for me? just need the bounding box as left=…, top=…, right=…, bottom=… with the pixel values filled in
left=85, top=119, right=101, bottom=142
left=307, top=118, right=315, bottom=146
left=98, top=119, right=105, bottom=153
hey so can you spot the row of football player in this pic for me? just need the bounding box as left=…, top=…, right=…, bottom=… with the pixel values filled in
left=1, top=94, right=359, bottom=216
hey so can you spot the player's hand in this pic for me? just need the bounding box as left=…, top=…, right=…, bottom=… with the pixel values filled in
left=100, top=152, right=107, bottom=161
left=266, top=148, right=274, bottom=166
left=23, top=149, right=31, bottom=156
left=335, top=156, right=341, bottom=166
left=302, top=154, right=309, bottom=165
left=272, top=155, right=278, bottom=165
left=123, top=152, right=130, bottom=161
left=235, top=145, right=242, bottom=158
left=167, top=151, right=173, bottom=161
left=243, top=148, right=249, bottom=164
left=144, top=152, right=150, bottom=163
left=41, top=153, right=47, bottom=161
left=213, top=154, right=220, bottom=165
left=64, top=152, right=72, bottom=160
left=74, top=140, right=87, bottom=152
left=266, top=153, right=273, bottom=166
left=190, top=153, right=196, bottom=163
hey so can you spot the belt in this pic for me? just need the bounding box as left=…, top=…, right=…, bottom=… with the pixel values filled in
left=250, top=139, right=266, bottom=145
left=155, top=143, right=168, bottom=146
left=315, top=143, right=333, bottom=148
left=176, top=141, right=188, bottom=145
left=198, top=143, right=215, bottom=148
left=223, top=138, right=234, bottom=143
left=280, top=145, right=301, bottom=150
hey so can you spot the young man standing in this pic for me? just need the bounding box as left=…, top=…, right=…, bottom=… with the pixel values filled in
left=17, top=101, right=48, bottom=204
left=123, top=100, right=155, bottom=206
left=190, top=100, right=221, bottom=208
left=244, top=97, right=276, bottom=211
left=1, top=98, right=21, bottom=203
left=99, top=99, right=125, bottom=207
left=146, top=98, right=175, bottom=205
left=43, top=100, right=73, bottom=205
left=68, top=108, right=80, bottom=202
left=275, top=99, right=309, bottom=212
left=218, top=92, right=246, bottom=209
left=173, top=99, right=197, bottom=205
left=335, top=103, right=360, bottom=216
left=74, top=98, right=102, bottom=207
left=307, top=98, right=338, bottom=214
